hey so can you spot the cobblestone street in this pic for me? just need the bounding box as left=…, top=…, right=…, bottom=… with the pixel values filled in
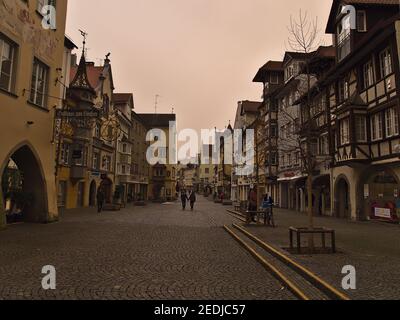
left=0, top=198, right=294, bottom=300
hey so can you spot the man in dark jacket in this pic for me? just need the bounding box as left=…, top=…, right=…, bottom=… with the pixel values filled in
left=181, top=190, right=188, bottom=210
left=97, top=189, right=105, bottom=213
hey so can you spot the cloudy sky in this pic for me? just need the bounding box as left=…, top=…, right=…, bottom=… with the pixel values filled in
left=66, top=0, right=332, bottom=133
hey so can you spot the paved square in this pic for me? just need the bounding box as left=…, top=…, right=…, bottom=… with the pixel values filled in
left=0, top=198, right=294, bottom=300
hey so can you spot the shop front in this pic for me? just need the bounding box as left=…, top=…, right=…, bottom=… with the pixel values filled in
left=360, top=167, right=400, bottom=223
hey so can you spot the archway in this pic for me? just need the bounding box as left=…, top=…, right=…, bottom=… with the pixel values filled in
left=1, top=144, right=47, bottom=224
left=89, top=180, right=97, bottom=207
left=335, top=177, right=350, bottom=219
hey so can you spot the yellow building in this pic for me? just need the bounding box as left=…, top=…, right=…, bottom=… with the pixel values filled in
left=138, top=114, right=177, bottom=202
left=0, top=0, right=68, bottom=228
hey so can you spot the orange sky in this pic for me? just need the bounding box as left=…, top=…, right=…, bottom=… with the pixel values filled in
left=66, top=0, right=332, bottom=133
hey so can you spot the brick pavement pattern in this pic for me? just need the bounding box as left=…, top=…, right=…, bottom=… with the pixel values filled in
left=0, top=198, right=294, bottom=300
left=242, top=208, right=400, bottom=300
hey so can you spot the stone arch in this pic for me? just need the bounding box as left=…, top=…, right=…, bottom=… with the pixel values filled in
left=334, top=174, right=351, bottom=219
left=1, top=141, right=48, bottom=223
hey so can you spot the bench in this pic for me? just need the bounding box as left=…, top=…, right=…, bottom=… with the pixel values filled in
left=289, top=227, right=336, bottom=253
left=246, top=210, right=272, bottom=226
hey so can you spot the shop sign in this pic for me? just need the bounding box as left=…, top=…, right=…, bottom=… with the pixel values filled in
left=374, top=207, right=392, bottom=219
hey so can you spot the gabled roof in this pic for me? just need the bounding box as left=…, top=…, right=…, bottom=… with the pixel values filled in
left=253, top=61, right=284, bottom=83
left=137, top=113, right=176, bottom=128
left=325, top=0, right=399, bottom=33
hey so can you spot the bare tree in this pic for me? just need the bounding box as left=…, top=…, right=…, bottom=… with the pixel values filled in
left=283, top=10, right=323, bottom=250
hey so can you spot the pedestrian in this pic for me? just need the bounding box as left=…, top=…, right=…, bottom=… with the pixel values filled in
left=97, top=188, right=105, bottom=213
left=181, top=190, right=188, bottom=210
left=188, top=189, right=197, bottom=211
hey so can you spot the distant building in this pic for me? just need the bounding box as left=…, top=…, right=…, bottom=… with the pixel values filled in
left=138, top=114, right=177, bottom=202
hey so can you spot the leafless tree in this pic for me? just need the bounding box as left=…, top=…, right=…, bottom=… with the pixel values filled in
left=283, top=10, right=323, bottom=250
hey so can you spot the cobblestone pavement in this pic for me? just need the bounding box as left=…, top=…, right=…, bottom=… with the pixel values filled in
left=239, top=208, right=400, bottom=300
left=0, top=197, right=294, bottom=300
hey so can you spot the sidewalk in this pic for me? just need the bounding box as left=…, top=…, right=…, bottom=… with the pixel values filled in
left=234, top=208, right=400, bottom=300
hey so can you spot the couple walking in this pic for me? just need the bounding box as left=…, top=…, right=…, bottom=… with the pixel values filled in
left=181, top=189, right=197, bottom=211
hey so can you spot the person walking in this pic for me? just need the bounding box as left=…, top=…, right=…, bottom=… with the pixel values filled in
left=188, top=189, right=197, bottom=211
left=181, top=190, right=188, bottom=211
left=96, top=188, right=105, bottom=213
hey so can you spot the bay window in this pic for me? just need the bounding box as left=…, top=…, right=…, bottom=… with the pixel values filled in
left=355, top=116, right=367, bottom=142
left=340, top=118, right=350, bottom=145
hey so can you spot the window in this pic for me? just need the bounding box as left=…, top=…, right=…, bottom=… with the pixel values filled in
left=92, top=151, right=99, bottom=170
left=363, top=60, right=374, bottom=89
left=60, top=143, right=70, bottom=165
left=295, top=152, right=300, bottom=165
left=371, top=113, right=383, bottom=141
left=30, top=58, right=49, bottom=107
left=340, top=118, right=350, bottom=145
left=338, top=78, right=349, bottom=103
left=357, top=11, right=367, bottom=32
left=95, top=123, right=101, bottom=138
left=270, top=72, right=279, bottom=84
left=103, top=156, right=111, bottom=171
left=319, top=134, right=329, bottom=155
left=385, top=108, right=399, bottom=138
left=355, top=116, right=367, bottom=142
left=337, top=13, right=351, bottom=61
left=205, top=168, right=210, bottom=174
left=0, top=34, right=17, bottom=93
left=379, top=48, right=393, bottom=78
left=122, top=143, right=127, bottom=153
